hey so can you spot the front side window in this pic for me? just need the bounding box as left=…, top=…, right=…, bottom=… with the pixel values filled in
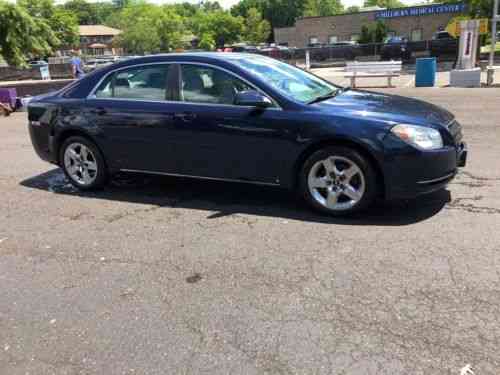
left=180, top=64, right=251, bottom=105
left=94, top=64, right=170, bottom=101
left=238, top=56, right=338, bottom=104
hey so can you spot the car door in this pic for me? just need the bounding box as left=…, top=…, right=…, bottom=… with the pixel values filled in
left=86, top=63, right=181, bottom=172
left=168, top=63, right=298, bottom=185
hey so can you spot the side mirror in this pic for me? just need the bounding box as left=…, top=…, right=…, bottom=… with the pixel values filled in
left=235, top=90, right=273, bottom=108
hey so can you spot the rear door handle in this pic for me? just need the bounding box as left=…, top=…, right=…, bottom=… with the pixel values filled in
left=174, top=112, right=196, bottom=122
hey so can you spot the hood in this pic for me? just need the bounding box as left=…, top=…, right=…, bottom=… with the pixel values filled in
left=313, top=89, right=454, bottom=127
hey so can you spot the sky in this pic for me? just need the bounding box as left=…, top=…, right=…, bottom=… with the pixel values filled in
left=149, top=0, right=417, bottom=9
left=44, top=0, right=420, bottom=10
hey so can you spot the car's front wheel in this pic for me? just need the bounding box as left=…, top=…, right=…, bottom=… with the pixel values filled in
left=60, top=136, right=108, bottom=190
left=299, top=146, right=377, bottom=215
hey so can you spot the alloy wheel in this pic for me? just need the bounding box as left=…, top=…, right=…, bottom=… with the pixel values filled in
left=63, top=142, right=98, bottom=186
left=307, top=155, right=366, bottom=211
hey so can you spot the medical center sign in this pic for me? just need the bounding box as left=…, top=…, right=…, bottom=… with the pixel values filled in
left=375, top=3, right=466, bottom=19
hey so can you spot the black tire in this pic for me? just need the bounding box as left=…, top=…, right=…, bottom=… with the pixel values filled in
left=59, top=136, right=108, bottom=191
left=299, top=146, right=378, bottom=216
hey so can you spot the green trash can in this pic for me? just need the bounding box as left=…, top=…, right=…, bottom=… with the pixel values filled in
left=415, top=57, right=436, bottom=87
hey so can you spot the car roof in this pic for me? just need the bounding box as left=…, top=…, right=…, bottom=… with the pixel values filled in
left=117, top=52, right=270, bottom=66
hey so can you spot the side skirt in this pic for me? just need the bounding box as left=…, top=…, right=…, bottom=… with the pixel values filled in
left=119, top=169, right=282, bottom=187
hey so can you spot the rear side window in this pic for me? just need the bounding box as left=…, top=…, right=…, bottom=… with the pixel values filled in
left=94, top=64, right=170, bottom=101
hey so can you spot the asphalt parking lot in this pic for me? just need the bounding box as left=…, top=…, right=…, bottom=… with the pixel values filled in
left=313, top=65, right=500, bottom=88
left=1, top=87, right=500, bottom=375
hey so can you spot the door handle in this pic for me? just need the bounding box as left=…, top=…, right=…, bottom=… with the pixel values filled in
left=174, top=112, right=196, bottom=122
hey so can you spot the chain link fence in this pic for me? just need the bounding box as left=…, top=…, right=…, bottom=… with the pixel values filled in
left=256, top=39, right=458, bottom=68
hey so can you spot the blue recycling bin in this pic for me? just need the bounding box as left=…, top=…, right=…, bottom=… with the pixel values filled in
left=415, top=57, right=437, bottom=87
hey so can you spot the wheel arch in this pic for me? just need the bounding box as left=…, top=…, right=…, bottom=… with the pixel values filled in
left=55, top=129, right=106, bottom=167
left=292, top=137, right=386, bottom=197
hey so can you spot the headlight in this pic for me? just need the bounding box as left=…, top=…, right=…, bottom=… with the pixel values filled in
left=391, top=124, right=443, bottom=150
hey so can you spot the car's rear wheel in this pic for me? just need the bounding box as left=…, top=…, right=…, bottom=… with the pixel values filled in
left=60, top=136, right=108, bottom=190
left=299, top=146, right=377, bottom=215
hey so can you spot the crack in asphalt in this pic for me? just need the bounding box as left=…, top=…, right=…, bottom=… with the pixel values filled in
left=447, top=196, right=500, bottom=214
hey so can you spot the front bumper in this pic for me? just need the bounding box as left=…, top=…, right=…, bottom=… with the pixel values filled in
left=457, top=141, right=467, bottom=167
left=384, top=141, right=467, bottom=200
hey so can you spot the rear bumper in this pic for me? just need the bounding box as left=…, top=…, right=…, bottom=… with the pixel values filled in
left=28, top=122, right=57, bottom=164
left=384, top=141, right=467, bottom=200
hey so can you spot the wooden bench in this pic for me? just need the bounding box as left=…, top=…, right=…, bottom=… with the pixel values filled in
left=344, top=61, right=402, bottom=88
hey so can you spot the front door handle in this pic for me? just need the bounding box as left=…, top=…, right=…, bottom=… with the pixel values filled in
left=174, top=112, right=197, bottom=122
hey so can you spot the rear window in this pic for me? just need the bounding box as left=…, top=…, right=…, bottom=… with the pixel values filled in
left=94, top=64, right=170, bottom=101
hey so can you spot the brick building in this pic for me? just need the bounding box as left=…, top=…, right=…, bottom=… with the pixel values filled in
left=78, top=25, right=122, bottom=56
left=274, top=3, right=466, bottom=47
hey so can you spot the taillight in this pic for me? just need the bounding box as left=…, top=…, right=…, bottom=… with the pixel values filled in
left=28, top=104, right=49, bottom=122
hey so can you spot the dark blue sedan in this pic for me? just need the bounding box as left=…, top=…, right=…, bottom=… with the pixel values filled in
left=28, top=53, right=467, bottom=215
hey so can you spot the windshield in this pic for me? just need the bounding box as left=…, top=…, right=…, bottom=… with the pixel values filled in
left=238, top=56, right=338, bottom=103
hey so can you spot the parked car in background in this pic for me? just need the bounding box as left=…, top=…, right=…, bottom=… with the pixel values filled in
left=117, top=55, right=142, bottom=62
left=430, top=31, right=458, bottom=59
left=380, top=37, right=412, bottom=61
left=231, top=44, right=259, bottom=53
left=28, top=60, right=48, bottom=68
left=258, top=45, right=294, bottom=59
left=329, top=41, right=360, bottom=60
left=85, top=58, right=114, bottom=72
left=28, top=53, right=467, bottom=216
left=308, top=41, right=360, bottom=62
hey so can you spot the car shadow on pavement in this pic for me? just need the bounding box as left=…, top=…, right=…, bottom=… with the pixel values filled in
left=20, top=168, right=451, bottom=226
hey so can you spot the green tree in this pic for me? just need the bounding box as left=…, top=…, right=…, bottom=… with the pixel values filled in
left=243, top=7, right=271, bottom=43
left=201, top=1, right=222, bottom=12
left=358, top=20, right=388, bottom=43
left=49, top=8, right=79, bottom=48
left=345, top=5, right=360, bottom=12
left=231, top=0, right=263, bottom=17
left=231, top=0, right=305, bottom=30
left=363, top=0, right=404, bottom=8
left=198, top=33, right=216, bottom=50
left=63, top=0, right=100, bottom=25
left=17, top=0, right=54, bottom=18
left=0, top=1, right=57, bottom=66
left=192, top=10, right=244, bottom=47
left=171, top=2, right=199, bottom=17
left=359, top=24, right=372, bottom=44
left=303, top=0, right=344, bottom=17
left=111, top=3, right=185, bottom=54
left=94, top=2, right=116, bottom=24
left=17, top=0, right=78, bottom=49
left=435, top=0, right=493, bottom=18
left=156, top=6, right=185, bottom=51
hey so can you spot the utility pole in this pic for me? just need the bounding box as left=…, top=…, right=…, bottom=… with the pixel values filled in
left=490, top=0, right=499, bottom=67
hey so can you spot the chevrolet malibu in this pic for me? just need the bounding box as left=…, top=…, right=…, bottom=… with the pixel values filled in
left=28, top=53, right=467, bottom=215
